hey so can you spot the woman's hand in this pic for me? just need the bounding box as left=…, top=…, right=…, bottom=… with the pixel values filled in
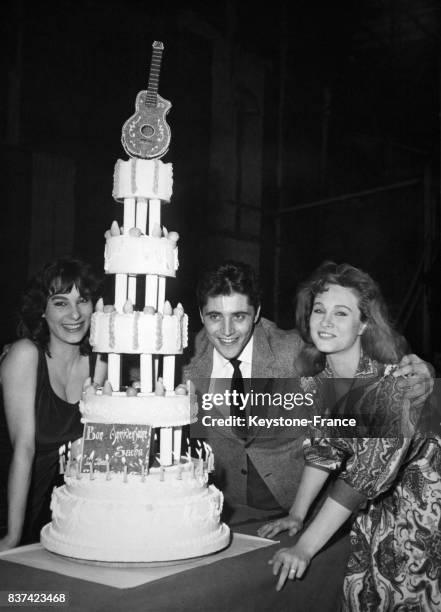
left=257, top=515, right=303, bottom=539
left=394, top=354, right=433, bottom=406
left=269, top=543, right=312, bottom=591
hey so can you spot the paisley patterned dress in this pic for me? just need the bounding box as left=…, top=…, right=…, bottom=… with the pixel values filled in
left=302, top=355, right=441, bottom=612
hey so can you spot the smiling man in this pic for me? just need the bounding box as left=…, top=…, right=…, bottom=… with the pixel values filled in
left=183, top=261, right=304, bottom=520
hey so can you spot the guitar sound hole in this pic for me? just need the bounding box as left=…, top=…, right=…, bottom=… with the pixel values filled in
left=140, top=124, right=155, bottom=139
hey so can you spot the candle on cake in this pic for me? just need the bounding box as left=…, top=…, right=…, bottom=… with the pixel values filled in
left=206, top=444, right=215, bottom=473
left=196, top=443, right=203, bottom=475
left=105, top=454, right=111, bottom=480
left=58, top=445, right=65, bottom=475
left=122, top=457, right=128, bottom=482
left=66, top=449, right=71, bottom=477
left=89, top=451, right=95, bottom=480
left=76, top=454, right=82, bottom=479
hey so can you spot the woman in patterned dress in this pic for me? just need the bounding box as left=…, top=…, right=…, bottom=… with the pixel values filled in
left=258, top=262, right=441, bottom=611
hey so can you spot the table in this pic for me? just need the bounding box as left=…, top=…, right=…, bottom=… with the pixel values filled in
left=0, top=521, right=350, bottom=612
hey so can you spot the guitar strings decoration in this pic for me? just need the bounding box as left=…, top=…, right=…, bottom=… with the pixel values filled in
left=122, top=41, right=171, bottom=160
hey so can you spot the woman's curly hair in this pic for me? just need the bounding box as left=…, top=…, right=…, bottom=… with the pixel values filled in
left=17, top=258, right=103, bottom=355
left=294, top=261, right=406, bottom=375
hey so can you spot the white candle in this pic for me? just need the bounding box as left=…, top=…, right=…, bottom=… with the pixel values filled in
left=76, top=454, right=82, bottom=479
left=66, top=450, right=71, bottom=477
left=89, top=451, right=95, bottom=480
left=105, top=454, right=110, bottom=480
left=58, top=445, right=65, bottom=475
left=122, top=457, right=128, bottom=483
left=208, top=451, right=215, bottom=473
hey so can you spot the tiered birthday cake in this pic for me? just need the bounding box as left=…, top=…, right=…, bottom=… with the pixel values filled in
left=41, top=42, right=230, bottom=563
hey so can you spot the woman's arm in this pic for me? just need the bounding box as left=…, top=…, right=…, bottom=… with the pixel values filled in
left=288, top=464, right=330, bottom=521
left=270, top=496, right=352, bottom=591
left=257, top=465, right=330, bottom=538
left=0, top=340, right=38, bottom=551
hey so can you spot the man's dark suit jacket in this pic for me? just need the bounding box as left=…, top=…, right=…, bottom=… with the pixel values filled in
left=183, top=317, right=307, bottom=511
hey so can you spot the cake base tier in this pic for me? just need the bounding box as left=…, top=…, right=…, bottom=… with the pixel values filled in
left=40, top=468, right=230, bottom=563
left=41, top=524, right=231, bottom=563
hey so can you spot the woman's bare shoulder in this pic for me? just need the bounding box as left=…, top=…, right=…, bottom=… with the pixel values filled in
left=1, top=339, right=39, bottom=374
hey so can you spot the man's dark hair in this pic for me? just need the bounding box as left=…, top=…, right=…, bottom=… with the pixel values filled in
left=197, top=260, right=262, bottom=310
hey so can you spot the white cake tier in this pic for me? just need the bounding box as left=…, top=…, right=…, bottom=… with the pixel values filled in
left=112, top=158, right=173, bottom=202
left=104, top=235, right=178, bottom=276
left=90, top=310, right=188, bottom=355
left=41, top=463, right=230, bottom=562
left=80, top=391, right=198, bottom=427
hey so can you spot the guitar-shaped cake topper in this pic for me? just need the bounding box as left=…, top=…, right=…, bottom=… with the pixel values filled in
left=121, top=41, right=171, bottom=159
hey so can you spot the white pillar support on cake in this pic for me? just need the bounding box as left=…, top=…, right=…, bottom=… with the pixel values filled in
left=157, top=276, right=166, bottom=312
left=135, top=198, right=148, bottom=234
left=160, top=428, right=173, bottom=466
left=128, top=275, right=137, bottom=304
left=148, top=199, right=161, bottom=234
left=145, top=275, right=158, bottom=309
left=154, top=357, right=159, bottom=382
left=108, top=354, right=121, bottom=391
left=123, top=197, right=136, bottom=233
left=140, top=354, right=153, bottom=393
left=162, top=355, right=175, bottom=391
left=115, top=273, right=128, bottom=312
left=173, top=427, right=182, bottom=462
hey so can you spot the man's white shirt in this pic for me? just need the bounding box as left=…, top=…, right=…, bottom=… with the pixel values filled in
left=210, top=336, right=253, bottom=380
left=208, top=337, right=253, bottom=417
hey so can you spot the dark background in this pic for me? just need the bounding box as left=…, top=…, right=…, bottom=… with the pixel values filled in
left=1, top=0, right=440, bottom=364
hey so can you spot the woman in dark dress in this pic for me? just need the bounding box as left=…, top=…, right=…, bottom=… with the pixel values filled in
left=0, top=258, right=106, bottom=549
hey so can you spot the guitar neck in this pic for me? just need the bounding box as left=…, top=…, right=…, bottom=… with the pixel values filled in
left=146, top=45, right=163, bottom=107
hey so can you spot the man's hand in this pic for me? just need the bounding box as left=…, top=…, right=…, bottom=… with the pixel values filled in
left=393, top=354, right=434, bottom=406
left=257, top=515, right=303, bottom=539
